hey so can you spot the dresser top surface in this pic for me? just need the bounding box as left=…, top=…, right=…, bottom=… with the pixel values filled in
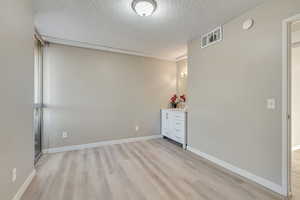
left=161, top=108, right=187, bottom=112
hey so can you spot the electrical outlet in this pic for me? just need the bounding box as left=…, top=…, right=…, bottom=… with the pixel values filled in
left=62, top=131, right=68, bottom=138
left=267, top=98, right=276, bottom=110
left=12, top=168, right=17, bottom=183
left=135, top=126, right=139, bottom=132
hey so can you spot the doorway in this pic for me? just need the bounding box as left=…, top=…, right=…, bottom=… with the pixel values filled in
left=290, top=20, right=300, bottom=199
left=283, top=14, right=300, bottom=199
left=33, top=36, right=44, bottom=163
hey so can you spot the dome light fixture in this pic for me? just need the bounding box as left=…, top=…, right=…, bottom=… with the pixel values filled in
left=131, top=0, right=157, bottom=17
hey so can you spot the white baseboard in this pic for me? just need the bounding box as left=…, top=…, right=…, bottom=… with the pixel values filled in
left=43, top=135, right=162, bottom=154
left=12, top=169, right=36, bottom=200
left=187, top=146, right=284, bottom=196
left=292, top=145, right=300, bottom=151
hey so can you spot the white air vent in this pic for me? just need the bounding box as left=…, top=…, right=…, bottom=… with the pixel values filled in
left=201, top=26, right=223, bottom=48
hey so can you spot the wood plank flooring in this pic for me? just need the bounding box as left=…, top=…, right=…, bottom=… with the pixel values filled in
left=292, top=150, right=300, bottom=200
left=22, top=139, right=285, bottom=200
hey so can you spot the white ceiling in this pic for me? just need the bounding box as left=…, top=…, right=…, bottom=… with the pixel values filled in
left=34, top=0, right=266, bottom=61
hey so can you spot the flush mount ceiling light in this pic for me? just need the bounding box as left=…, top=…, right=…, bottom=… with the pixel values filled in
left=132, top=0, right=157, bottom=17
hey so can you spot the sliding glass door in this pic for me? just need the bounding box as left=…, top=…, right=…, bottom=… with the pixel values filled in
left=34, top=38, right=43, bottom=163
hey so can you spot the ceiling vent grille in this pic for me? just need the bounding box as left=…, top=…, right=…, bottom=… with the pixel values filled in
left=201, top=26, right=223, bottom=48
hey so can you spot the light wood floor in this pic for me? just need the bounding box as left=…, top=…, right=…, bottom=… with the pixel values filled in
left=292, top=150, right=300, bottom=200
left=22, top=139, right=285, bottom=200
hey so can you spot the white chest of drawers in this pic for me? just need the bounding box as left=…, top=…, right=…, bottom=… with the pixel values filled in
left=161, top=109, right=187, bottom=149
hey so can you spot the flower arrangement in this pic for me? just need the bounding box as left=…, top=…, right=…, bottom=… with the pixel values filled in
left=169, top=94, right=178, bottom=108
left=169, top=94, right=186, bottom=108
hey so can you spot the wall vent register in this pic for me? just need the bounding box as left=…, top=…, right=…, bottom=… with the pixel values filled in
left=201, top=26, right=223, bottom=48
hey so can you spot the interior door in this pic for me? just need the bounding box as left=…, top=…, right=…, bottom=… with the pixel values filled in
left=34, top=39, right=43, bottom=163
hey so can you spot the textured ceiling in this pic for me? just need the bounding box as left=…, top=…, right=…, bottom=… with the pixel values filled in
left=34, top=0, right=266, bottom=61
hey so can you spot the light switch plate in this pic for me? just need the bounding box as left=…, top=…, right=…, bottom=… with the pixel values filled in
left=12, top=168, right=17, bottom=182
left=62, top=131, right=68, bottom=138
left=267, top=99, right=276, bottom=110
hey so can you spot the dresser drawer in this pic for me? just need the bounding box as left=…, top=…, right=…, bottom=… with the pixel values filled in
left=173, top=112, right=185, bottom=121
left=174, top=127, right=184, bottom=138
left=174, top=120, right=184, bottom=129
left=173, top=134, right=184, bottom=144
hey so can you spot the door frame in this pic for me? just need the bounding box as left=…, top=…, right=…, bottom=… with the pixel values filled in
left=282, top=13, right=300, bottom=197
left=33, top=34, right=44, bottom=164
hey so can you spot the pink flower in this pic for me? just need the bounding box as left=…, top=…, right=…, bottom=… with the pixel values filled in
left=180, top=95, right=186, bottom=102
left=170, top=94, right=177, bottom=103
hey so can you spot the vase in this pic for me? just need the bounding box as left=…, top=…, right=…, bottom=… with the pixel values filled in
left=171, top=102, right=177, bottom=108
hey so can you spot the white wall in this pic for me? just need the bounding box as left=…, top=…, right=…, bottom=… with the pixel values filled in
left=43, top=44, right=176, bottom=149
left=292, top=30, right=300, bottom=45
left=0, top=0, right=34, bottom=199
left=188, top=0, right=300, bottom=188
left=176, top=59, right=188, bottom=95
